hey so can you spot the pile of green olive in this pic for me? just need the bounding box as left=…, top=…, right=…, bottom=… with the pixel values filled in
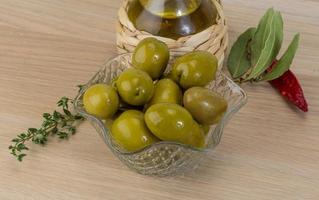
left=83, top=38, right=228, bottom=152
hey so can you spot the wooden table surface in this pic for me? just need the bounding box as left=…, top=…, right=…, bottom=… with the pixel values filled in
left=1, top=0, right=318, bottom=199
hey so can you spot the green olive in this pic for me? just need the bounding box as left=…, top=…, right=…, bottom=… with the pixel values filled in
left=148, top=78, right=182, bottom=107
left=83, top=84, right=119, bottom=119
left=168, top=51, right=218, bottom=89
left=183, top=87, right=228, bottom=125
left=200, top=124, right=210, bottom=136
left=111, top=110, right=159, bottom=152
left=145, top=103, right=205, bottom=148
left=116, top=68, right=154, bottom=106
left=132, top=38, right=169, bottom=79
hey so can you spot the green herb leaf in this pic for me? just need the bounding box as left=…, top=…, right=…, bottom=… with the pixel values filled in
left=12, top=138, right=19, bottom=142
left=69, top=127, right=76, bottom=135
left=273, top=11, right=284, bottom=57
left=248, top=8, right=284, bottom=81
left=17, top=154, right=27, bottom=162
left=227, top=27, right=256, bottom=79
left=53, top=111, right=61, bottom=120
left=63, top=109, right=72, bottom=117
left=251, top=8, right=275, bottom=66
left=28, top=128, right=38, bottom=134
left=43, top=113, right=51, bottom=120
left=74, top=114, right=84, bottom=120
left=57, top=97, right=69, bottom=110
left=247, top=12, right=278, bottom=80
left=263, top=33, right=300, bottom=81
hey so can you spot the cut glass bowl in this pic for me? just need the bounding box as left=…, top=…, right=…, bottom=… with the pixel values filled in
left=74, top=53, right=247, bottom=176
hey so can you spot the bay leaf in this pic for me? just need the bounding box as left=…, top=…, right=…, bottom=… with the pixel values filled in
left=227, top=27, right=256, bottom=79
left=246, top=13, right=278, bottom=80
left=263, top=33, right=300, bottom=81
left=251, top=8, right=275, bottom=66
left=273, top=11, right=284, bottom=57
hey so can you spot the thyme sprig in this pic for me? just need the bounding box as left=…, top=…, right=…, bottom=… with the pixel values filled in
left=9, top=97, right=84, bottom=161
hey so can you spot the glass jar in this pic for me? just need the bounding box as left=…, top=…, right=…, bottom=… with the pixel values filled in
left=127, top=0, right=218, bottom=39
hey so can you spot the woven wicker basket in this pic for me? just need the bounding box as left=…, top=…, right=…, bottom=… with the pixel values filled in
left=116, top=0, right=228, bottom=66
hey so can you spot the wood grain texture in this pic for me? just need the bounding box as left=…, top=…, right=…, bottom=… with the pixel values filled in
left=0, top=0, right=318, bottom=199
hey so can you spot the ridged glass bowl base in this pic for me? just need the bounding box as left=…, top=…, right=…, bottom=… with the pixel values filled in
left=74, top=53, right=247, bottom=176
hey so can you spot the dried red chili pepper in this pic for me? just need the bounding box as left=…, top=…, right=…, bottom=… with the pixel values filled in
left=268, top=69, right=308, bottom=112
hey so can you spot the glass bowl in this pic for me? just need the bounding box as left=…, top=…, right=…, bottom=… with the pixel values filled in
left=74, top=53, right=247, bottom=176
